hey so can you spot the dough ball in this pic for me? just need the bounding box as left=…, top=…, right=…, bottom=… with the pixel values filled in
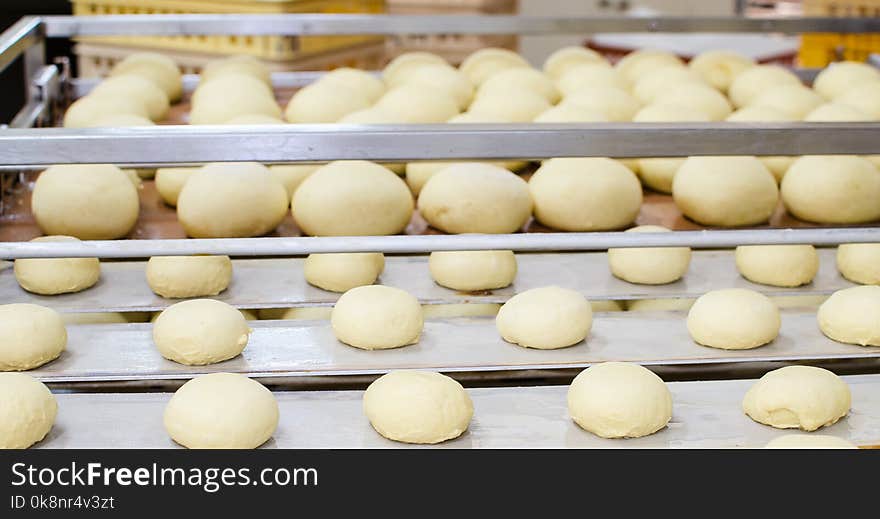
left=0, top=304, right=66, bottom=371
left=91, top=74, right=170, bottom=121
left=87, top=113, right=155, bottom=127
left=111, top=52, right=182, bottom=102
left=818, top=285, right=880, bottom=346
left=337, top=107, right=401, bottom=124
left=555, top=62, right=627, bottom=96
left=382, top=51, right=447, bottom=87
left=635, top=159, right=684, bottom=194
left=837, top=243, right=880, bottom=284
left=688, top=49, right=755, bottom=92
left=201, top=55, right=271, bottom=86
left=673, top=156, right=778, bottom=227
left=422, top=303, right=501, bottom=319
left=293, top=161, right=413, bottom=236
left=562, top=86, right=640, bottom=121
left=222, top=113, right=285, bottom=125
left=728, top=64, right=802, bottom=108
left=614, top=49, right=684, bottom=84
left=632, top=65, right=707, bottom=105
left=533, top=103, right=608, bottom=122
left=177, top=162, right=288, bottom=238
left=459, top=47, right=530, bottom=86
left=608, top=225, right=691, bottom=284
left=633, top=104, right=711, bottom=193
left=64, top=312, right=127, bottom=325
left=814, top=61, right=880, bottom=99
left=164, top=373, right=278, bottom=449
left=742, top=366, right=851, bottom=431
left=0, top=373, right=56, bottom=448
left=155, top=167, right=197, bottom=207
left=32, top=164, right=139, bottom=239
left=567, top=362, right=672, bottom=439
left=14, top=236, right=100, bottom=295
left=418, top=163, right=532, bottom=234
left=285, top=82, right=370, bottom=123
left=429, top=250, right=516, bottom=291
left=275, top=307, right=333, bottom=320
left=765, top=434, right=857, bottom=449
left=627, top=298, right=695, bottom=312
left=735, top=245, right=818, bottom=287
left=725, top=105, right=796, bottom=182
left=543, top=46, right=605, bottom=80
left=146, top=255, right=233, bottom=298
left=468, top=87, right=551, bottom=122
left=747, top=84, right=825, bottom=119
left=530, top=157, right=642, bottom=231
left=190, top=74, right=280, bottom=124
left=687, top=288, right=780, bottom=350
left=804, top=102, right=875, bottom=121
left=331, top=285, right=423, bottom=350
left=317, top=67, right=385, bottom=103
left=374, top=84, right=459, bottom=123
left=591, top=300, right=626, bottom=312
left=395, top=64, right=473, bottom=109
left=479, top=67, right=559, bottom=104
left=153, top=299, right=250, bottom=365
left=835, top=80, right=880, bottom=118
left=782, top=156, right=880, bottom=224
left=269, top=164, right=320, bottom=199
left=192, top=72, right=273, bottom=105
left=63, top=94, right=151, bottom=128
left=304, top=253, right=385, bottom=293
left=496, top=286, right=592, bottom=349
left=652, top=83, right=732, bottom=120
left=363, top=370, right=473, bottom=444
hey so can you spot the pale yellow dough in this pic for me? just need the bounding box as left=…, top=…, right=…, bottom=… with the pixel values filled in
left=153, top=299, right=250, bottom=365
left=91, top=74, right=170, bottom=121
left=818, top=285, right=880, bottom=346
left=110, top=52, right=183, bottom=102
left=742, top=366, right=851, bottom=431
left=633, top=103, right=711, bottom=193
left=687, top=289, right=780, bottom=350
left=429, top=250, right=516, bottom=291
left=543, top=46, right=606, bottom=80
left=614, top=49, right=684, bottom=84
left=268, top=164, right=320, bottom=200
left=331, top=285, right=423, bottom=350
left=14, top=236, right=100, bottom=295
left=468, top=87, right=551, bottom=122
left=728, top=65, right=801, bottom=108
left=555, top=63, right=626, bottom=96
left=836, top=243, right=880, bottom=284
left=747, top=84, right=824, bottom=119
left=0, top=373, right=57, bottom=449
left=781, top=155, right=880, bottom=224
left=688, top=49, right=754, bottom=92
left=608, top=226, right=691, bottom=285
left=632, top=66, right=707, bottom=105
left=734, top=245, right=819, bottom=287
left=146, top=255, right=233, bottom=298
left=0, top=304, right=66, bottom=371
left=725, top=105, right=796, bottom=183
left=63, top=94, right=151, bottom=128
left=395, top=64, right=473, bottom=109
left=765, top=434, right=857, bottom=449
left=562, top=86, right=640, bottom=122
left=422, top=303, right=501, bottom=319
left=155, top=167, right=197, bottom=207
left=478, top=67, right=559, bottom=104
left=304, top=253, right=385, bottom=293
left=374, top=84, right=459, bottom=123
left=496, top=286, right=592, bottom=350
left=382, top=52, right=447, bottom=87
left=190, top=73, right=280, bottom=124
left=459, top=47, right=530, bottom=86
left=201, top=55, right=272, bottom=86
left=285, top=82, right=370, bottom=123
left=813, top=61, right=880, bottom=100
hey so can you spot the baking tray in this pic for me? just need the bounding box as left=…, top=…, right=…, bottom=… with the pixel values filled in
left=27, top=310, right=880, bottom=383
left=35, top=373, right=880, bottom=448
left=0, top=249, right=855, bottom=313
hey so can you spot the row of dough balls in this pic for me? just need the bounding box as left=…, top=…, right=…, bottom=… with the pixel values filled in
left=0, top=363, right=857, bottom=449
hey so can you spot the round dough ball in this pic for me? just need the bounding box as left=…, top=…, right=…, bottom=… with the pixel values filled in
left=406, top=161, right=514, bottom=196
left=146, top=255, right=233, bottom=298
left=633, top=104, right=711, bottom=193
left=201, top=55, right=271, bottom=86
left=673, top=156, right=778, bottom=227
left=635, top=159, right=684, bottom=194
left=317, top=67, right=385, bottom=103
left=632, top=66, right=708, bottom=105
left=688, top=49, right=755, bottom=92
left=614, top=49, right=684, bottom=84
left=543, top=46, right=605, bottom=80
left=363, top=370, right=473, bottom=444
left=396, top=64, right=473, bottom=109
left=418, top=163, right=532, bottom=234
left=459, top=47, right=530, bottom=86
left=818, top=285, right=880, bottom=346
left=63, top=94, right=151, bottom=128
left=177, top=162, right=288, bottom=238
left=837, top=243, right=880, bottom=284
left=331, top=285, right=423, bottom=350
left=562, top=86, right=640, bottom=122
left=87, top=113, right=155, bottom=127
left=725, top=105, right=796, bottom=182
left=814, top=61, right=880, bottom=100
left=32, top=164, right=139, bottom=239
left=0, top=373, right=56, bottom=448
left=285, top=82, right=370, bottom=123
left=0, top=304, right=66, bottom=371
left=742, top=366, right=851, bottom=431
left=14, top=236, right=100, bottom=295
left=164, top=373, right=277, bottom=449
left=293, top=161, right=413, bottom=236
left=190, top=74, right=280, bottom=124
left=222, top=113, right=285, bottom=125
left=804, top=102, right=875, bottom=121
left=496, top=286, right=592, bottom=349
left=533, top=103, right=608, bottom=123
left=652, top=83, right=732, bottom=120
left=567, top=362, right=672, bottom=439
left=155, top=167, right=197, bottom=207
left=382, top=51, right=447, bottom=87
left=304, top=253, right=385, bottom=293
left=835, top=80, right=880, bottom=118
left=556, top=62, right=627, bottom=96
left=608, top=225, right=691, bottom=285
left=111, top=52, right=182, bottom=102
left=429, top=250, right=516, bottom=291
left=92, top=74, right=169, bottom=122
left=530, top=157, right=642, bottom=231
left=374, top=84, right=459, bottom=123
left=422, top=303, right=501, bottom=319
left=765, top=434, right=857, bottom=449
left=729, top=65, right=802, bottom=108
left=478, top=67, right=559, bottom=103
left=748, top=84, right=825, bottom=119
left=153, top=299, right=250, bottom=365
left=735, top=245, right=819, bottom=287
left=782, top=156, right=880, bottom=224
left=687, top=288, right=780, bottom=350
left=269, top=164, right=320, bottom=199
left=626, top=298, right=695, bottom=312
left=467, top=87, right=551, bottom=122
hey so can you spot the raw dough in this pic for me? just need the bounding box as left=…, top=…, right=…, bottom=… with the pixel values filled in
left=591, top=300, right=626, bottom=312
left=177, top=162, right=288, bottom=238
left=164, top=373, right=278, bottom=449
left=467, top=87, right=551, bottom=122
left=201, top=55, right=272, bottom=86
left=331, top=285, right=423, bottom=350
left=293, top=161, right=413, bottom=236
left=14, top=236, right=100, bottom=295
left=153, top=299, right=250, bottom=365
left=530, top=157, right=642, bottom=231
left=735, top=245, right=819, bottom=287
left=383, top=52, right=448, bottom=86
left=315, top=67, right=384, bottom=103
left=813, top=60, right=880, bottom=99
left=562, top=86, right=640, bottom=122
left=154, top=167, right=197, bottom=207
left=478, top=67, right=559, bottom=103
left=191, top=71, right=273, bottom=105
left=429, top=250, right=517, bottom=291
left=765, top=434, right=857, bottom=449
left=608, top=225, right=691, bottom=284
left=87, top=113, right=155, bottom=127
left=418, top=163, right=532, bottom=234
left=835, top=81, right=880, bottom=118
left=555, top=63, right=627, bottom=96
left=543, top=46, right=605, bottom=80
left=0, top=304, right=66, bottom=371
left=146, top=255, right=233, bottom=298
left=747, top=84, right=825, bottom=119
left=836, top=243, right=880, bottom=284
left=725, top=105, right=796, bottom=183
left=304, top=253, right=385, bottom=292
left=110, top=52, right=182, bottom=102
left=63, top=94, right=151, bottom=128
left=672, top=156, right=778, bottom=227
left=285, top=82, right=370, bottom=123
left=0, top=373, right=56, bottom=449
left=781, top=155, right=880, bottom=224
left=567, top=362, right=672, bottom=439
left=687, top=288, right=780, bottom=350
left=91, top=74, right=170, bottom=121
left=614, top=49, right=684, bottom=84
left=652, top=83, right=732, bottom=120
left=363, top=370, right=473, bottom=444
left=396, top=64, right=473, bottom=109
left=742, top=365, right=851, bottom=431
left=804, top=102, right=874, bottom=121
left=496, top=286, right=592, bottom=349
left=533, top=103, right=608, bottom=122
left=422, top=303, right=501, bottom=319
left=633, top=103, right=712, bottom=193
left=190, top=73, right=280, bottom=124
left=632, top=66, right=707, bottom=105
left=459, top=47, right=530, bottom=86
left=817, top=285, right=880, bottom=346
left=268, top=164, right=320, bottom=199
left=64, top=312, right=127, bottom=325
left=728, top=65, right=802, bottom=108
left=32, top=164, right=139, bottom=239
left=626, top=298, right=695, bottom=312
left=374, top=84, right=459, bottom=123
left=688, top=49, right=754, bottom=92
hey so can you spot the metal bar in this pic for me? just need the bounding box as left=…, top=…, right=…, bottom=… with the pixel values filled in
left=0, top=16, right=42, bottom=75
left=2, top=228, right=879, bottom=259
left=8, top=101, right=44, bottom=129
left=40, top=14, right=880, bottom=37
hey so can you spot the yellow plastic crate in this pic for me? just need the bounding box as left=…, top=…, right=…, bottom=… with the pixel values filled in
left=71, top=0, right=385, bottom=61
left=799, top=0, right=880, bottom=67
